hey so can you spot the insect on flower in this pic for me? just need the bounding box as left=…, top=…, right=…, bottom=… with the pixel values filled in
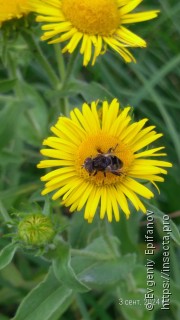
left=37, top=99, right=172, bottom=223
left=82, top=144, right=123, bottom=177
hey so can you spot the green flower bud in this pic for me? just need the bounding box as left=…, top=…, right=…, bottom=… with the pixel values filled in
left=17, top=213, right=55, bottom=246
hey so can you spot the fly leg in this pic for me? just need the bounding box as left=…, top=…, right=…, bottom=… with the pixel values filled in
left=107, top=144, right=119, bottom=154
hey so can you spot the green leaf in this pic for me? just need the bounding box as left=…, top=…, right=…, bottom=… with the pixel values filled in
left=71, top=235, right=121, bottom=277
left=76, top=253, right=136, bottom=289
left=69, top=80, right=114, bottom=102
left=82, top=293, right=114, bottom=320
left=0, top=314, right=9, bottom=320
left=117, top=264, right=180, bottom=319
left=0, top=102, right=23, bottom=149
left=0, top=243, right=18, bottom=270
left=68, top=211, right=100, bottom=249
left=0, top=150, right=23, bottom=166
left=45, top=80, right=114, bottom=102
left=131, top=54, right=180, bottom=107
left=77, top=235, right=119, bottom=258
left=70, top=236, right=136, bottom=289
left=13, top=268, right=74, bottom=320
left=130, top=67, right=180, bottom=161
left=0, top=79, right=17, bottom=93
left=120, top=303, right=154, bottom=320
left=133, top=265, right=180, bottom=307
left=53, top=240, right=90, bottom=292
left=145, top=202, right=180, bottom=246
left=18, top=83, right=48, bottom=146
left=112, top=209, right=141, bottom=254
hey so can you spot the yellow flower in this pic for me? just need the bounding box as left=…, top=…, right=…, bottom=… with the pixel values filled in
left=28, top=0, right=159, bottom=66
left=0, top=0, right=29, bottom=25
left=37, top=99, right=172, bottom=223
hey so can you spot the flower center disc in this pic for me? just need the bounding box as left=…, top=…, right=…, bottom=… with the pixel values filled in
left=76, top=134, right=134, bottom=186
left=62, top=0, right=120, bottom=36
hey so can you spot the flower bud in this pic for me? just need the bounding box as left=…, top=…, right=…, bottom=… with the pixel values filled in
left=17, top=213, right=55, bottom=246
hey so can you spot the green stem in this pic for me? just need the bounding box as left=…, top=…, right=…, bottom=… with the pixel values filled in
left=62, top=48, right=79, bottom=88
left=21, top=29, right=60, bottom=89
left=60, top=97, right=69, bottom=116
left=99, top=219, right=120, bottom=258
left=7, top=52, right=23, bottom=98
left=53, top=44, right=70, bottom=115
left=53, top=43, right=66, bottom=81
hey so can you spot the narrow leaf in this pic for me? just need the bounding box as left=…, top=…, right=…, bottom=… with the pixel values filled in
left=53, top=240, right=90, bottom=292
left=13, top=268, right=74, bottom=320
left=0, top=243, right=18, bottom=270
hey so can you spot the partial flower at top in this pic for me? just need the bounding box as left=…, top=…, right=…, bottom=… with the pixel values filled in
left=0, top=0, right=29, bottom=25
left=37, top=99, right=172, bottom=223
left=28, top=0, right=159, bottom=66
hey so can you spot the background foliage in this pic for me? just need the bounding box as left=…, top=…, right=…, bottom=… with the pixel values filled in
left=0, top=0, right=180, bottom=319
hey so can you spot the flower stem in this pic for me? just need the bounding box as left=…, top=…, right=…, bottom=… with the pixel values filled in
left=62, top=48, right=79, bottom=88
left=53, top=43, right=66, bottom=81
left=6, top=52, right=23, bottom=98
left=53, top=45, right=70, bottom=114
left=21, top=29, right=60, bottom=89
left=99, top=219, right=120, bottom=258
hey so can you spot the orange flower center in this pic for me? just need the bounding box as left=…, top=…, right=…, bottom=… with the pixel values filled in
left=76, top=133, right=134, bottom=186
left=61, top=0, right=120, bottom=36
